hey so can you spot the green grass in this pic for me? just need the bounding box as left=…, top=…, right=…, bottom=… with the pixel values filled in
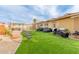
left=16, top=31, right=79, bottom=54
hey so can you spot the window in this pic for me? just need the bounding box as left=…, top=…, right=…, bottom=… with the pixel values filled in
left=45, top=23, right=48, bottom=27
left=40, top=24, right=43, bottom=26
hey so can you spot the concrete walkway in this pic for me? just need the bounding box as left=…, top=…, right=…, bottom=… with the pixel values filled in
left=0, top=35, right=21, bottom=54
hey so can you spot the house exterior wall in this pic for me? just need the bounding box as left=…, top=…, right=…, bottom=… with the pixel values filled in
left=10, top=24, right=22, bottom=31
left=35, top=17, right=75, bottom=33
left=0, top=23, right=6, bottom=35
left=0, top=25, right=6, bottom=35
left=9, top=23, right=32, bottom=31
left=54, top=17, right=74, bottom=33
left=28, top=12, right=79, bottom=33
left=73, top=16, right=79, bottom=32
left=36, top=22, right=48, bottom=29
left=44, top=17, right=74, bottom=33
left=47, top=21, right=56, bottom=29
left=23, top=24, right=32, bottom=31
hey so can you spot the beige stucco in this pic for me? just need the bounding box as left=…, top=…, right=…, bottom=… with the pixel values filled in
left=54, top=17, right=74, bottom=33
left=47, top=21, right=55, bottom=28
left=10, top=23, right=32, bottom=31
left=35, top=13, right=79, bottom=33
left=73, top=16, right=79, bottom=32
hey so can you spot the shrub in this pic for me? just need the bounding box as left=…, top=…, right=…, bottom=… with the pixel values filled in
left=42, top=28, right=52, bottom=32
left=36, top=28, right=43, bottom=31
left=53, top=28, right=70, bottom=38
left=37, top=27, right=52, bottom=32
left=5, top=29, right=12, bottom=36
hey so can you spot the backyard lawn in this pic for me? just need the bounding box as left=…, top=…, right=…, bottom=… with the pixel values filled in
left=16, top=31, right=79, bottom=54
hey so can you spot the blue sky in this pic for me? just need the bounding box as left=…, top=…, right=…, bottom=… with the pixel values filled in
left=0, top=5, right=78, bottom=24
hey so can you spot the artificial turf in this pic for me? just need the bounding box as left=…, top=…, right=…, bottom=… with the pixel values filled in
left=16, top=31, right=79, bottom=54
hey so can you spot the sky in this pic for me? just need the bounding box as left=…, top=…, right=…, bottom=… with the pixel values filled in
left=0, top=5, right=79, bottom=24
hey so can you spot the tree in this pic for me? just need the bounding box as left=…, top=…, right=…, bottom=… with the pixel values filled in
left=33, top=18, right=37, bottom=24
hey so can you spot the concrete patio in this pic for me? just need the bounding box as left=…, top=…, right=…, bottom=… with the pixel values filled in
left=0, top=34, right=21, bottom=54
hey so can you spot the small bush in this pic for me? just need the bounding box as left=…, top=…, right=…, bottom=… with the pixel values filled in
left=53, top=28, right=70, bottom=38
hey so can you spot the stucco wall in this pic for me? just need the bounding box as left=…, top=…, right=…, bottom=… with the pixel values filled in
left=36, top=22, right=48, bottom=29
left=35, top=17, right=74, bottom=33
left=73, top=16, right=79, bottom=32
left=0, top=25, right=6, bottom=35
left=35, top=16, right=79, bottom=33
left=54, top=17, right=74, bottom=32
left=47, top=21, right=56, bottom=29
